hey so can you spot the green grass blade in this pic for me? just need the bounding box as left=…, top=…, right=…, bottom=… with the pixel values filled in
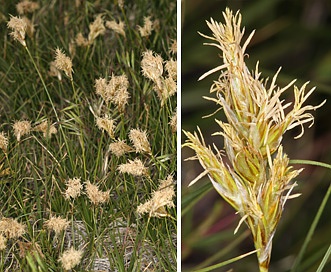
left=291, top=182, right=331, bottom=271
left=316, top=244, right=331, bottom=272
left=192, top=249, right=258, bottom=272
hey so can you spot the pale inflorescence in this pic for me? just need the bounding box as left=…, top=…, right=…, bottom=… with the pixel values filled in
left=75, top=32, right=89, bottom=47
left=0, top=217, right=26, bottom=239
left=141, top=50, right=163, bottom=86
left=129, top=128, right=151, bottom=154
left=54, top=48, right=73, bottom=80
left=141, top=50, right=177, bottom=106
left=64, top=177, right=83, bottom=200
left=117, top=158, right=148, bottom=176
left=169, top=109, right=177, bottom=133
left=7, top=15, right=27, bottom=46
left=85, top=181, right=110, bottom=205
left=44, top=216, right=70, bottom=235
left=88, top=14, right=105, bottom=43
left=138, top=16, right=154, bottom=37
left=34, top=120, right=57, bottom=139
left=109, top=139, right=132, bottom=157
left=106, top=19, right=126, bottom=37
left=96, top=116, right=116, bottom=138
left=0, top=234, right=6, bottom=250
left=16, top=0, right=40, bottom=15
left=137, top=175, right=175, bottom=218
left=13, top=120, right=31, bottom=141
left=0, top=132, right=8, bottom=152
left=184, top=8, right=324, bottom=271
left=59, top=247, right=84, bottom=270
left=95, top=74, right=130, bottom=111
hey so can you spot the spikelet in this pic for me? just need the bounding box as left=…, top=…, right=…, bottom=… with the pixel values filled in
left=183, top=8, right=324, bottom=271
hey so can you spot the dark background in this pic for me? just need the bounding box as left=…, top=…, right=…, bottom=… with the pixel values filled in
left=182, top=0, right=331, bottom=271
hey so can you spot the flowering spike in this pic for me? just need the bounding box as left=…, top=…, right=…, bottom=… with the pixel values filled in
left=183, top=8, right=324, bottom=271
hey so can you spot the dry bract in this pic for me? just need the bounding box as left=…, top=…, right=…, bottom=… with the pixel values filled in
left=13, top=120, right=31, bottom=141
left=59, top=247, right=84, bottom=270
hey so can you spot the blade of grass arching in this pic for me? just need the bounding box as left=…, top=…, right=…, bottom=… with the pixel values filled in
left=194, top=229, right=251, bottom=270
left=316, top=244, right=331, bottom=272
left=182, top=181, right=213, bottom=216
left=291, top=181, right=331, bottom=271
left=192, top=249, right=258, bottom=272
left=290, top=159, right=331, bottom=170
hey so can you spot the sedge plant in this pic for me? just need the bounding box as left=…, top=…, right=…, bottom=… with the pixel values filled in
left=0, top=0, right=176, bottom=271
left=183, top=8, right=325, bottom=272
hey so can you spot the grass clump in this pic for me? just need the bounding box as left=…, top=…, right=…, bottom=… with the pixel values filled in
left=0, top=0, right=177, bottom=271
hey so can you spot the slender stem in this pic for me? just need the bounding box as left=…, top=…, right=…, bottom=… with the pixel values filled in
left=291, top=182, right=331, bottom=271
left=25, top=46, right=59, bottom=122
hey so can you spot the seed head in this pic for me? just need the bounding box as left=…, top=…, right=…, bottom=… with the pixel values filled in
left=0, top=217, right=26, bottom=239
left=118, top=158, right=148, bottom=176
left=106, top=20, right=125, bottom=37
left=165, top=59, right=177, bottom=81
left=54, top=48, right=73, bottom=80
left=183, top=8, right=325, bottom=270
left=59, top=247, right=83, bottom=270
left=141, top=50, right=163, bottom=84
left=109, top=139, right=132, bottom=157
left=169, top=109, right=177, bottom=133
left=7, top=16, right=27, bottom=46
left=0, top=132, right=8, bottom=152
left=96, top=116, right=116, bottom=138
left=138, top=16, right=154, bottom=37
left=129, top=128, right=151, bottom=154
left=64, top=177, right=82, bottom=200
left=44, top=216, right=70, bottom=235
left=169, top=39, right=177, bottom=55
left=34, top=120, right=57, bottom=139
left=13, top=120, right=31, bottom=141
left=137, top=175, right=175, bottom=218
left=88, top=14, right=105, bottom=43
left=85, top=181, right=110, bottom=205
left=75, top=32, right=89, bottom=47
left=16, top=0, right=40, bottom=14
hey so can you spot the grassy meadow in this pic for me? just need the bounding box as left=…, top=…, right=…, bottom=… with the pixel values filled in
left=0, top=0, right=177, bottom=271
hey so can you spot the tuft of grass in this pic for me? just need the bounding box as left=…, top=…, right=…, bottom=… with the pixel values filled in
left=0, top=0, right=176, bottom=271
